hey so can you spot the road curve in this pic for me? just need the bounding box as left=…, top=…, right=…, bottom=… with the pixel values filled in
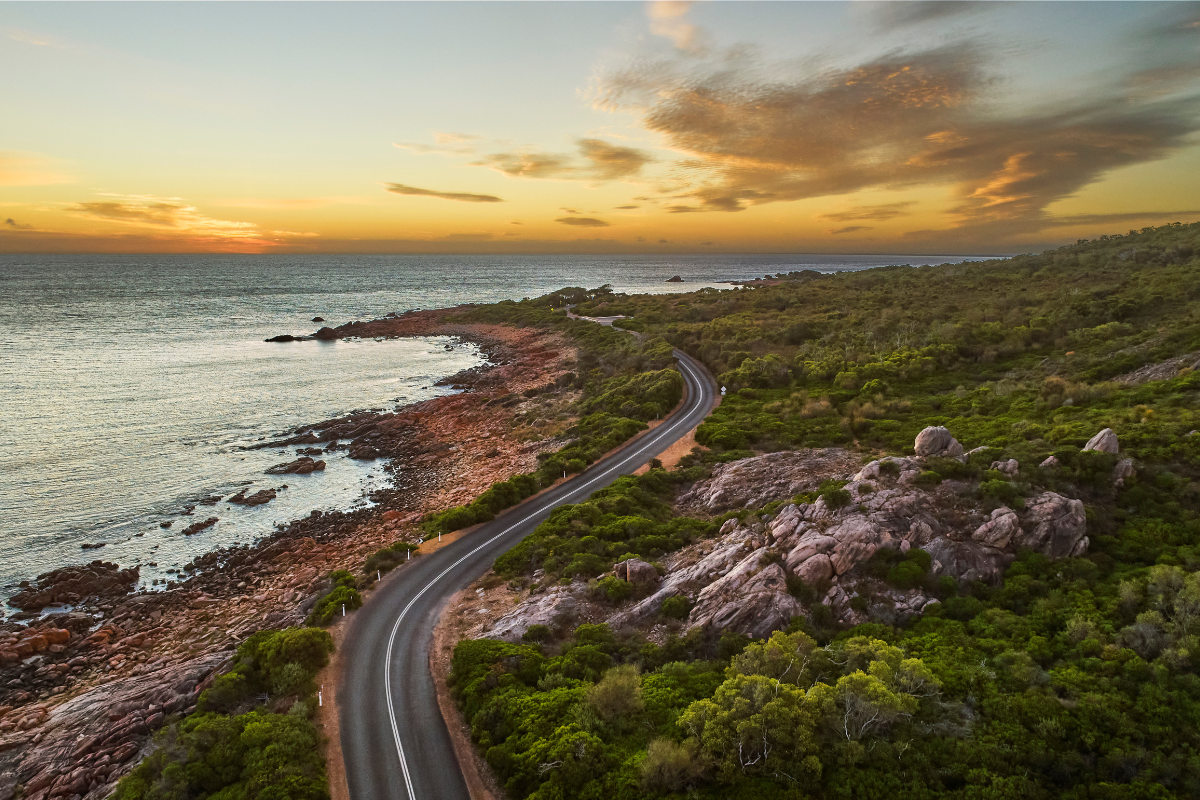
left=339, top=349, right=719, bottom=800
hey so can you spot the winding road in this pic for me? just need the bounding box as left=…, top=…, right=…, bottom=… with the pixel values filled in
left=339, top=348, right=719, bottom=800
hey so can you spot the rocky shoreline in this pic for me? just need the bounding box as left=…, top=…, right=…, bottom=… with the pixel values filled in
left=0, top=308, right=580, bottom=800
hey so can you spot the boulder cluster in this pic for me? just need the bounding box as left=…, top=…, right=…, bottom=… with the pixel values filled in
left=7, top=563, right=140, bottom=613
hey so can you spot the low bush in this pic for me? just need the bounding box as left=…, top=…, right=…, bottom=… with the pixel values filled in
left=364, top=540, right=419, bottom=576
left=307, top=570, right=362, bottom=626
left=593, top=575, right=634, bottom=604
left=118, top=627, right=334, bottom=800
left=661, top=595, right=691, bottom=620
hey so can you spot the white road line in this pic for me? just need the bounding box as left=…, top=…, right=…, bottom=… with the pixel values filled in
left=381, top=353, right=710, bottom=800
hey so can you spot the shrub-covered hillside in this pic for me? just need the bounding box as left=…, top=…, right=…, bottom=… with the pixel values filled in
left=449, top=222, right=1200, bottom=800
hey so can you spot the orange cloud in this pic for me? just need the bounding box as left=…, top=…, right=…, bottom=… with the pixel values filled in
left=555, top=217, right=611, bottom=227
left=597, top=41, right=1200, bottom=236
left=476, top=139, right=651, bottom=181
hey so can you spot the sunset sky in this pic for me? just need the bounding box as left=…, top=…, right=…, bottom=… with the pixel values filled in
left=2, top=1, right=1199, bottom=255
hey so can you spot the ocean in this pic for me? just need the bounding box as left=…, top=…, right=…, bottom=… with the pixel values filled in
left=0, top=252, right=991, bottom=607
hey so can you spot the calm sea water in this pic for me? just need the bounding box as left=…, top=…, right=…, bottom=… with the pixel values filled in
left=0, top=253, right=987, bottom=607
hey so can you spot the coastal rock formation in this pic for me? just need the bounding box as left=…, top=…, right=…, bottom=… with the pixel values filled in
left=1, top=309, right=585, bottom=800
left=181, top=517, right=218, bottom=536
left=6, top=563, right=139, bottom=612
left=486, top=442, right=1093, bottom=641
left=677, top=448, right=862, bottom=511
left=0, top=652, right=226, bottom=800
left=265, top=334, right=299, bottom=343
left=313, top=326, right=340, bottom=341
left=227, top=488, right=277, bottom=506
left=1083, top=427, right=1119, bottom=454
left=265, top=456, right=325, bottom=475
left=913, top=426, right=964, bottom=458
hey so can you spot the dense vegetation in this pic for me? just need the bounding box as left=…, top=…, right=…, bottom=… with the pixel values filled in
left=113, top=627, right=334, bottom=800
left=493, top=466, right=716, bottom=584
left=453, top=222, right=1200, bottom=799
left=423, top=288, right=683, bottom=535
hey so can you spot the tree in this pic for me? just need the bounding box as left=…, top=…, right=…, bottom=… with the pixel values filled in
left=679, top=674, right=825, bottom=782
left=586, top=664, right=643, bottom=722
left=830, top=671, right=916, bottom=741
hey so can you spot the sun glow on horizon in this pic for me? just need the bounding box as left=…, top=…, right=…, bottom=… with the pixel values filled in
left=2, top=1, right=1199, bottom=255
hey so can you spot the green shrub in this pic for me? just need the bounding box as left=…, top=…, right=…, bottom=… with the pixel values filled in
left=914, top=470, right=943, bottom=486
left=822, top=487, right=852, bottom=509
left=941, top=595, right=985, bottom=621
left=427, top=505, right=479, bottom=534
left=886, top=560, right=927, bottom=590
left=522, top=624, right=553, bottom=643
left=661, top=595, right=692, bottom=620
left=307, top=572, right=363, bottom=626
left=593, top=575, right=634, bottom=604
left=122, top=626, right=335, bottom=800
left=980, top=479, right=1024, bottom=508
left=364, top=541, right=419, bottom=575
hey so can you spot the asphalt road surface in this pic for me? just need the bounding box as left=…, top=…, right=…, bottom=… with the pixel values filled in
left=339, top=349, right=719, bottom=800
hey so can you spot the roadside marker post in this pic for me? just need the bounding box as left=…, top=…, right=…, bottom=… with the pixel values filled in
left=319, top=687, right=323, bottom=707
left=341, top=604, right=345, bottom=616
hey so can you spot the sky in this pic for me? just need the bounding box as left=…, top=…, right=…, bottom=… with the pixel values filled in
left=2, top=0, right=1199, bottom=255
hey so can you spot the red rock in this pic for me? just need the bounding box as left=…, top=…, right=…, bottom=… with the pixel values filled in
left=0, top=649, right=17, bottom=663
left=44, top=628, right=71, bottom=644
left=24, top=771, right=56, bottom=793
left=382, top=510, right=403, bottom=522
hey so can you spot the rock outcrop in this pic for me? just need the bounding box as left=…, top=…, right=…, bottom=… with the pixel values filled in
left=613, top=559, right=658, bottom=585
left=1113, top=458, right=1136, bottom=488
left=6, top=563, right=139, bottom=612
left=486, top=438, right=1092, bottom=641
left=1083, top=428, right=1119, bottom=454
left=488, top=584, right=585, bottom=641
left=180, top=517, right=218, bottom=536
left=0, top=652, right=226, bottom=800
left=227, top=488, right=277, bottom=506
left=677, top=448, right=862, bottom=511
left=1017, top=492, right=1088, bottom=558
left=687, top=557, right=802, bottom=639
left=265, top=456, right=325, bottom=475
left=913, top=426, right=964, bottom=458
